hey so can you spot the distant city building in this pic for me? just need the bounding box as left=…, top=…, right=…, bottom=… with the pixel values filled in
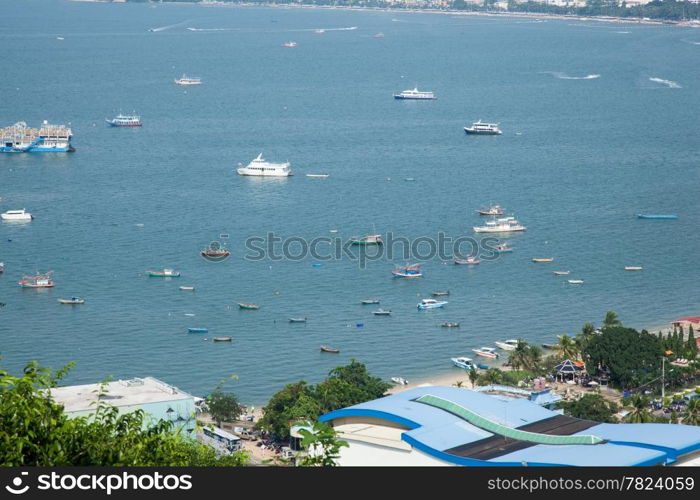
left=320, top=386, right=700, bottom=466
left=50, top=377, right=197, bottom=434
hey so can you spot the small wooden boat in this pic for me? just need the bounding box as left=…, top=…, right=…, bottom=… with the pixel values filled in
left=553, top=271, right=570, bottom=276
left=568, top=279, right=584, bottom=284
left=147, top=269, right=180, bottom=277
left=477, top=364, right=490, bottom=370
left=624, top=266, right=643, bottom=271
left=188, top=327, right=208, bottom=333
left=636, top=214, right=678, bottom=220
left=532, top=258, right=554, bottom=263
left=361, top=299, right=380, bottom=305
left=212, top=337, right=232, bottom=342
left=289, top=317, right=307, bottom=323
left=320, top=345, right=340, bottom=353
left=58, top=297, right=85, bottom=305
left=454, top=256, right=480, bottom=265
left=179, top=286, right=195, bottom=291
left=373, top=309, right=392, bottom=316
left=431, top=291, right=450, bottom=296
left=391, top=377, right=408, bottom=385
left=441, top=322, right=460, bottom=328
left=238, top=303, right=260, bottom=310
left=200, top=248, right=230, bottom=261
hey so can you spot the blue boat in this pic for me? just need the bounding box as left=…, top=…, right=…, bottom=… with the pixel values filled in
left=187, top=327, right=208, bottom=333
left=477, top=364, right=490, bottom=370
left=636, top=214, right=678, bottom=220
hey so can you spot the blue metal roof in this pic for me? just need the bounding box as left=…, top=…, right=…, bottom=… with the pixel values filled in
left=320, top=386, right=700, bottom=466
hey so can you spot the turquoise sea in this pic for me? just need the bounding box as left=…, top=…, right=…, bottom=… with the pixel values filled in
left=1, top=0, right=699, bottom=404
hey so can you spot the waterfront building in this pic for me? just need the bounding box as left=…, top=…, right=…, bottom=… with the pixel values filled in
left=320, top=386, right=700, bottom=466
left=50, top=377, right=196, bottom=434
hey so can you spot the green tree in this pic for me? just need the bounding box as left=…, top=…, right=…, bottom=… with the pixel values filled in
left=206, top=386, right=242, bottom=428
left=468, top=367, right=479, bottom=388
left=508, top=339, right=541, bottom=372
left=0, top=361, right=248, bottom=466
left=683, top=399, right=700, bottom=426
left=295, top=420, right=348, bottom=466
left=688, top=326, right=698, bottom=359
left=603, top=310, right=622, bottom=328
left=558, top=394, right=619, bottom=423
left=553, top=334, right=579, bottom=360
left=622, top=394, right=653, bottom=423
left=258, top=382, right=320, bottom=440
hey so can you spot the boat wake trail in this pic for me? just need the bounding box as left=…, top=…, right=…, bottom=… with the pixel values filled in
left=649, top=77, right=681, bottom=88
left=542, top=71, right=601, bottom=80
left=149, top=20, right=191, bottom=32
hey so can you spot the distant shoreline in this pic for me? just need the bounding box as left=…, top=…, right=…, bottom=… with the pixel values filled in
left=68, top=1, right=700, bottom=29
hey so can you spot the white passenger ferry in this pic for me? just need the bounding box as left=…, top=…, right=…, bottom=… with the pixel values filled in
left=464, top=120, right=502, bottom=135
left=393, top=87, right=436, bottom=100
left=237, top=153, right=293, bottom=177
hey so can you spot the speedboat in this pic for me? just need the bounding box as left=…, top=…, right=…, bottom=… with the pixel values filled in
left=474, top=217, right=526, bottom=233
left=417, top=298, right=447, bottom=310
left=393, top=87, right=436, bottom=100
left=188, top=327, right=208, bottom=333
left=361, top=299, right=380, bottom=305
left=391, top=377, right=408, bottom=385
left=472, top=347, right=499, bottom=359
left=553, top=271, right=570, bottom=276
left=477, top=205, right=503, bottom=216
left=451, top=357, right=475, bottom=370
left=237, top=153, right=292, bottom=177
left=18, top=271, right=54, bottom=288
left=179, top=286, right=195, bottom=291
left=320, top=345, right=340, bottom=353
left=624, top=266, right=643, bottom=271
left=281, top=41, right=298, bottom=48
left=349, top=234, right=382, bottom=245
left=147, top=269, right=180, bottom=277
left=636, top=214, right=678, bottom=219
left=174, top=74, right=202, bottom=85
left=494, top=339, right=519, bottom=351
left=58, top=297, right=84, bottom=305
left=464, top=120, right=502, bottom=135
left=441, top=322, right=460, bottom=328
left=373, top=309, right=392, bottom=316
left=289, top=317, right=307, bottom=323
left=532, top=258, right=554, bottom=263
left=1, top=209, right=33, bottom=221
left=431, top=291, right=450, bottom=296
left=238, top=303, right=260, bottom=310
left=454, top=256, right=480, bottom=265
left=568, top=279, right=584, bottom=284
left=306, top=173, right=330, bottom=178
left=392, top=263, right=422, bottom=278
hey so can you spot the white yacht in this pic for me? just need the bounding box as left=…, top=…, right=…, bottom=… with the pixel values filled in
left=237, top=153, right=293, bottom=177
left=464, top=120, right=502, bottom=135
left=473, top=216, right=526, bottom=233
left=393, top=88, right=436, bottom=100
left=1, top=209, right=33, bottom=221
left=417, top=298, right=447, bottom=310
left=494, top=339, right=519, bottom=351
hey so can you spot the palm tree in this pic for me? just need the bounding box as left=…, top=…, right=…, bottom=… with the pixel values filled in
left=524, top=344, right=543, bottom=372
left=508, top=339, right=530, bottom=371
left=683, top=399, right=700, bottom=426
left=603, top=311, right=622, bottom=328
left=582, top=322, right=595, bottom=336
left=453, top=380, right=464, bottom=388
left=467, top=368, right=479, bottom=388
left=553, top=334, right=579, bottom=360
left=623, top=394, right=653, bottom=423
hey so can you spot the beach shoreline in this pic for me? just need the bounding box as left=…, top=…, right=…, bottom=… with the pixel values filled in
left=69, top=0, right=700, bottom=29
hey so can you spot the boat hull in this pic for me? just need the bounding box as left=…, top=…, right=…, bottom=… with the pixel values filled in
left=636, top=214, right=678, bottom=220
left=464, top=129, right=502, bottom=135
left=188, top=328, right=208, bottom=333
left=394, top=95, right=436, bottom=100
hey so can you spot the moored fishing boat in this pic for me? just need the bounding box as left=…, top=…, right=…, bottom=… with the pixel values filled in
left=441, top=322, right=460, bottom=328
left=477, top=205, right=503, bottom=216
left=472, top=347, right=500, bottom=359
left=105, top=113, right=142, bottom=127
left=553, top=271, right=570, bottom=276
left=213, top=337, right=232, bottom=342
left=188, top=327, right=208, bottom=333
left=373, top=309, right=392, bottom=316
left=306, top=174, right=330, bottom=178
left=392, top=263, right=422, bottom=278
left=451, top=357, right=475, bottom=370
left=361, top=299, right=380, bottom=305
left=494, top=339, right=519, bottom=351
left=179, top=286, right=195, bottom=291
left=636, top=214, right=678, bottom=220
left=417, top=298, right=447, bottom=310
left=200, top=246, right=230, bottom=261
left=238, top=303, right=259, bottom=310
left=282, top=41, right=298, bottom=48
left=147, top=269, right=180, bottom=277
left=289, top=317, right=307, bottom=323
left=18, top=271, right=54, bottom=288
left=494, top=243, right=514, bottom=253
left=431, top=291, right=450, bottom=296
left=532, top=258, right=554, bottom=263
left=624, top=266, right=643, bottom=271
left=568, top=279, right=584, bottom=284
left=349, top=234, right=382, bottom=245
left=58, top=297, right=84, bottom=305
left=174, top=74, right=202, bottom=85
left=320, top=345, right=340, bottom=353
